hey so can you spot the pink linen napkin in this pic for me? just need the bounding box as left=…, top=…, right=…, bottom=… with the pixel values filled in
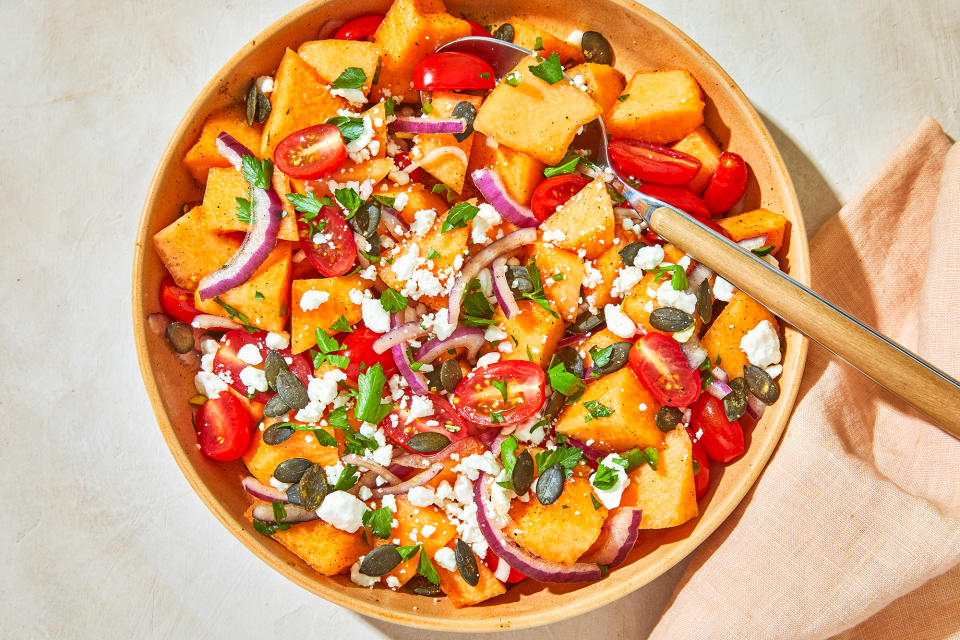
left=649, top=117, right=960, bottom=640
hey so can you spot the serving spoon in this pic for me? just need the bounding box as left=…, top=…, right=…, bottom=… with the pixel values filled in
left=438, top=36, right=960, bottom=439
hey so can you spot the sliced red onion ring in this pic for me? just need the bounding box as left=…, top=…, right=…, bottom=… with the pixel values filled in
left=341, top=454, right=402, bottom=485
left=402, top=146, right=468, bottom=173
left=373, top=321, right=430, bottom=355
left=579, top=507, right=642, bottom=567
left=707, top=379, right=734, bottom=400
left=679, top=335, right=708, bottom=370
left=242, top=476, right=289, bottom=503
left=374, top=462, right=445, bottom=496
left=390, top=313, right=430, bottom=394
left=448, top=228, right=538, bottom=325
left=737, top=235, right=769, bottom=251
left=414, top=326, right=486, bottom=363
left=379, top=206, right=409, bottom=239
left=471, top=168, right=538, bottom=228
left=566, top=437, right=604, bottom=466
left=390, top=116, right=466, bottom=134
left=491, top=256, right=520, bottom=319
left=688, top=262, right=714, bottom=289
left=316, top=18, right=345, bottom=38
left=391, top=436, right=480, bottom=470
left=191, top=314, right=243, bottom=331
left=746, top=394, right=767, bottom=419
left=198, top=133, right=282, bottom=300
left=558, top=331, right=593, bottom=348
left=252, top=502, right=318, bottom=524
left=474, top=472, right=603, bottom=583
left=712, top=366, right=729, bottom=383
left=389, top=454, right=434, bottom=469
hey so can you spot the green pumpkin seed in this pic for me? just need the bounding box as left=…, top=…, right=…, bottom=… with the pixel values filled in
left=451, top=101, right=477, bottom=142
left=649, top=307, right=695, bottom=333
left=536, top=464, right=565, bottom=505
left=589, top=341, right=632, bottom=377
left=263, top=393, right=290, bottom=418
left=554, top=346, right=584, bottom=377
left=541, top=391, right=566, bottom=423
left=505, top=265, right=534, bottom=296
left=618, top=241, right=647, bottom=267
left=493, top=23, right=514, bottom=42
left=406, top=574, right=443, bottom=596
left=454, top=538, right=480, bottom=586
left=744, top=365, right=781, bottom=404
left=696, top=279, right=713, bottom=323
left=254, top=88, right=272, bottom=124
left=407, top=431, right=451, bottom=454
left=264, top=350, right=288, bottom=391
left=512, top=449, right=534, bottom=495
left=440, top=359, right=462, bottom=394
left=166, top=321, right=195, bottom=354
left=262, top=422, right=295, bottom=445
left=580, top=31, right=614, bottom=65
left=567, top=310, right=604, bottom=335
left=285, top=483, right=302, bottom=505
left=275, top=369, right=309, bottom=410
left=655, top=406, right=684, bottom=432
left=297, top=463, right=330, bottom=510
left=245, top=79, right=258, bottom=126
left=723, top=377, right=749, bottom=422
left=273, top=457, right=313, bottom=484
left=360, top=545, right=404, bottom=576
left=348, top=201, right=381, bottom=239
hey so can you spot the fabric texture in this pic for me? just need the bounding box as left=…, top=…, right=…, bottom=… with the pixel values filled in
left=649, top=117, right=960, bottom=640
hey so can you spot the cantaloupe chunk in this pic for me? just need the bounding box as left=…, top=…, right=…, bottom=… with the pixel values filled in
left=491, top=300, right=565, bottom=369
left=717, top=208, right=790, bottom=254
left=297, top=39, right=382, bottom=97
left=412, top=91, right=482, bottom=192
left=372, top=0, right=471, bottom=101
left=193, top=243, right=294, bottom=333
left=510, top=20, right=584, bottom=65
left=474, top=55, right=601, bottom=165
left=436, top=544, right=507, bottom=608
left=243, top=416, right=342, bottom=485
left=700, top=291, right=778, bottom=378
left=268, top=516, right=370, bottom=575
left=290, top=275, right=365, bottom=354
left=555, top=367, right=663, bottom=452
left=373, top=182, right=449, bottom=224
left=152, top=206, right=238, bottom=290
left=539, top=177, right=614, bottom=259
left=506, top=476, right=606, bottom=564
left=606, top=70, right=705, bottom=144
left=620, top=426, right=698, bottom=529
left=377, top=496, right=457, bottom=588
left=621, top=272, right=666, bottom=336
left=426, top=440, right=484, bottom=489
left=671, top=126, right=722, bottom=194
left=566, top=62, right=626, bottom=116
left=327, top=101, right=392, bottom=184
left=576, top=329, right=626, bottom=368
left=260, top=49, right=349, bottom=160
left=466, top=133, right=544, bottom=205
left=182, top=105, right=263, bottom=184
left=201, top=168, right=298, bottom=241
left=583, top=244, right=623, bottom=309
left=533, top=242, right=584, bottom=322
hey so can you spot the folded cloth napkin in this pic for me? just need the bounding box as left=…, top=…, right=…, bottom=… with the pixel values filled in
left=649, top=117, right=960, bottom=640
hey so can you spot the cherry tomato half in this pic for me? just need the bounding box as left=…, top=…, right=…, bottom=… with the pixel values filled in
left=196, top=393, right=253, bottom=461
left=628, top=333, right=700, bottom=407
left=483, top=550, right=528, bottom=583
left=296, top=205, right=357, bottom=277
left=464, top=19, right=492, bottom=37
left=213, top=330, right=313, bottom=403
left=637, top=183, right=711, bottom=220
left=609, top=139, right=702, bottom=186
left=530, top=174, right=590, bottom=222
left=160, top=277, right=199, bottom=323
left=334, top=14, right=384, bottom=41
left=702, top=152, right=748, bottom=216
left=685, top=427, right=711, bottom=499
left=274, top=124, right=347, bottom=180
left=689, top=394, right=744, bottom=463
left=413, top=52, right=496, bottom=91
left=384, top=393, right=468, bottom=453
left=336, top=325, right=399, bottom=381
left=452, top=360, right=546, bottom=427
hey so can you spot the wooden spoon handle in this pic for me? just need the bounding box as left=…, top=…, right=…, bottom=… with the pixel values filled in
left=648, top=206, right=960, bottom=440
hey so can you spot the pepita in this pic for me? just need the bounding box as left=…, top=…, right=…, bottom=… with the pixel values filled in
left=273, top=457, right=313, bottom=484
left=262, top=422, right=295, bottom=445
left=348, top=201, right=381, bottom=239
left=451, top=101, right=477, bottom=142
left=554, top=346, right=584, bottom=378
left=297, top=463, right=330, bottom=510
left=723, top=377, right=749, bottom=422
left=166, top=321, right=195, bottom=354
left=744, top=365, right=781, bottom=404
left=536, top=464, right=565, bottom=505
left=454, top=538, right=480, bottom=587
left=245, top=79, right=258, bottom=126
left=406, top=574, right=443, bottom=596
left=492, top=23, right=515, bottom=42
left=360, top=544, right=404, bottom=576
left=589, top=341, right=632, bottom=377
left=541, top=391, right=566, bottom=423
left=655, top=406, right=684, bottom=432
left=696, top=279, right=713, bottom=323
left=263, top=393, right=290, bottom=418
left=254, top=87, right=271, bottom=124
left=505, top=265, right=534, bottom=296
left=618, top=241, right=647, bottom=267
left=285, top=482, right=302, bottom=505
left=567, top=309, right=604, bottom=335
left=264, top=350, right=288, bottom=391
left=407, top=431, right=451, bottom=454
left=580, top=31, right=614, bottom=65
left=275, top=369, right=309, bottom=410
left=440, top=359, right=462, bottom=394
left=511, top=449, right=534, bottom=495
left=649, top=307, right=695, bottom=333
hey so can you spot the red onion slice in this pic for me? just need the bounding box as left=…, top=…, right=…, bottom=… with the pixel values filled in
left=679, top=334, right=708, bottom=370
left=474, top=472, right=603, bottom=582
left=737, top=235, right=769, bottom=251
left=471, top=168, right=539, bottom=228
left=252, top=502, right=318, bottom=524
left=373, top=321, right=430, bottom=354
left=688, top=262, right=714, bottom=289
left=712, top=366, right=729, bottom=383
left=242, top=476, right=289, bottom=503
left=566, top=437, right=604, bottom=466
left=379, top=206, right=409, bottom=239
left=579, top=507, right=642, bottom=567
left=191, top=314, right=243, bottom=331
left=373, top=462, right=445, bottom=496
left=448, top=228, right=537, bottom=325
left=707, top=379, right=734, bottom=400
left=491, top=256, right=520, bottom=319
left=390, top=313, right=431, bottom=394
left=389, top=454, right=434, bottom=469
left=414, top=326, right=486, bottom=363
left=390, top=117, right=466, bottom=134
left=341, top=454, right=402, bottom=485
left=557, top=331, right=594, bottom=348
left=746, top=394, right=767, bottom=419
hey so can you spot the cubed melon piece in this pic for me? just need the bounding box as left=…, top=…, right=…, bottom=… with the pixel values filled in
left=412, top=91, right=482, bottom=192
left=426, top=439, right=484, bottom=490
left=717, top=208, right=790, bottom=254
left=327, top=101, right=392, bottom=183
left=577, top=328, right=626, bottom=368
left=243, top=416, right=342, bottom=485
left=436, top=544, right=507, bottom=608
left=201, top=168, right=298, bottom=241
left=374, top=182, right=449, bottom=224
left=290, top=276, right=366, bottom=354
left=566, top=62, right=626, bottom=116
left=474, top=55, right=602, bottom=165
left=583, top=244, right=623, bottom=309
left=701, top=291, right=778, bottom=378
left=534, top=241, right=584, bottom=321
left=670, top=126, right=722, bottom=194
left=620, top=426, right=698, bottom=529
left=510, top=20, right=584, bottom=65
left=297, top=39, right=382, bottom=96
left=491, top=300, right=565, bottom=369
left=372, top=0, right=471, bottom=101
left=507, top=476, right=606, bottom=564
left=606, top=70, right=705, bottom=144
left=182, top=105, right=263, bottom=184
left=621, top=272, right=666, bottom=336
left=555, top=367, right=663, bottom=452
left=193, top=243, right=294, bottom=332
left=260, top=49, right=348, bottom=160
left=466, top=133, right=544, bottom=205
left=152, top=206, right=238, bottom=290
left=539, top=177, right=614, bottom=259
left=268, top=516, right=370, bottom=575
left=377, top=496, right=457, bottom=587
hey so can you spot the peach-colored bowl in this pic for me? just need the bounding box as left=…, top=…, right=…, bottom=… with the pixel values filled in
left=132, top=0, right=809, bottom=631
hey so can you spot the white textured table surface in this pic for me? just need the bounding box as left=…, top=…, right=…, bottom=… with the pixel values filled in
left=1, top=1, right=957, bottom=637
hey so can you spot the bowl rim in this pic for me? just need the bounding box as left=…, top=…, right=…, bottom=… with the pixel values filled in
left=132, top=0, right=809, bottom=631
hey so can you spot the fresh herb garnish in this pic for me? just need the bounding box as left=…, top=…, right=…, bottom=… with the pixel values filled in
left=477, top=72, right=490, bottom=79
left=547, top=362, right=586, bottom=398
left=334, top=187, right=362, bottom=219
left=641, top=446, right=659, bottom=470
left=213, top=297, right=256, bottom=333
left=362, top=507, right=394, bottom=539
left=331, top=66, right=366, bottom=89
left=426, top=248, right=441, bottom=260
left=311, top=328, right=343, bottom=368
left=312, top=428, right=338, bottom=447
left=652, top=264, right=689, bottom=291
left=235, top=196, right=252, bottom=224
left=617, top=94, right=629, bottom=102
left=421, top=99, right=433, bottom=115
left=492, top=380, right=509, bottom=404
left=372, top=194, right=396, bottom=208
left=590, top=493, right=603, bottom=510
left=534, top=36, right=544, bottom=51
left=325, top=115, right=366, bottom=143
left=606, top=185, right=627, bottom=204
left=461, top=278, right=496, bottom=327
left=440, top=201, right=481, bottom=232
left=396, top=544, right=421, bottom=561
left=241, top=155, right=273, bottom=190
left=535, top=445, right=583, bottom=479
left=583, top=400, right=614, bottom=422
left=592, top=456, right=627, bottom=490
left=504, top=71, right=522, bottom=86
left=589, top=344, right=614, bottom=371
left=383, top=96, right=396, bottom=117
left=752, top=244, right=775, bottom=257
left=518, top=260, right=559, bottom=318
left=355, top=363, right=393, bottom=425
left=334, top=464, right=360, bottom=491
left=430, top=183, right=457, bottom=203
left=253, top=500, right=291, bottom=536
left=528, top=52, right=564, bottom=85
left=379, top=288, right=408, bottom=313
left=698, top=357, right=714, bottom=393
left=329, top=315, right=354, bottom=333
left=543, top=155, right=579, bottom=178
left=254, top=290, right=265, bottom=301
left=490, top=411, right=505, bottom=424
left=417, top=544, right=441, bottom=585
left=328, top=406, right=380, bottom=455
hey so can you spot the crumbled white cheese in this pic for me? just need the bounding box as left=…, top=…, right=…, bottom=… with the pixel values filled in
left=296, top=369, right=348, bottom=422
left=484, top=325, right=508, bottom=342
left=713, top=277, right=735, bottom=302
left=236, top=343, right=263, bottom=365
left=471, top=203, right=502, bottom=244
left=269, top=477, right=291, bottom=491
left=765, top=364, right=783, bottom=379
left=429, top=308, right=456, bottom=340
left=410, top=208, right=437, bottom=236
left=200, top=353, right=215, bottom=373
left=392, top=244, right=420, bottom=282
left=407, top=485, right=437, bottom=507
left=299, top=289, right=330, bottom=312
left=611, top=265, right=644, bottom=298
left=317, top=491, right=367, bottom=532
left=330, top=87, right=367, bottom=107
left=350, top=561, right=380, bottom=587
left=358, top=485, right=373, bottom=500
left=344, top=115, right=375, bottom=158
left=265, top=331, right=290, bottom=350
left=393, top=192, right=409, bottom=211
left=361, top=298, right=391, bottom=333
left=200, top=338, right=220, bottom=356
left=434, top=546, right=457, bottom=572
left=381, top=494, right=398, bottom=513
left=407, top=395, right=434, bottom=423
left=541, top=228, right=566, bottom=244
left=655, top=281, right=698, bottom=314
left=582, top=260, right=604, bottom=289
left=634, top=244, right=665, bottom=270
left=512, top=415, right=547, bottom=445
left=740, top=320, right=781, bottom=367
left=590, top=454, right=630, bottom=509
left=239, top=366, right=268, bottom=393
left=475, top=352, right=501, bottom=368
left=420, top=524, right=436, bottom=538
left=454, top=452, right=501, bottom=481
left=604, top=303, right=637, bottom=339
